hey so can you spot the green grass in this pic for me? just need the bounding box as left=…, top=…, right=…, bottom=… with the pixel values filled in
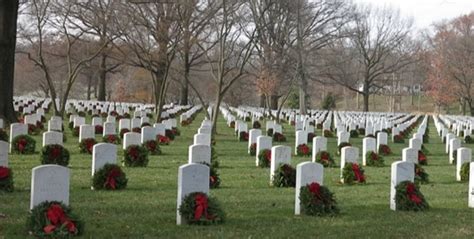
left=1, top=113, right=474, bottom=238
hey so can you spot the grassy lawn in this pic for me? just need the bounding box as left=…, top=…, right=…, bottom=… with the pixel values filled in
left=1, top=113, right=473, bottom=238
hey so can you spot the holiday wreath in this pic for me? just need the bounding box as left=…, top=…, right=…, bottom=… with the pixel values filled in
left=342, top=163, right=366, bottom=184
left=299, top=182, right=338, bottom=216
left=395, top=181, right=429, bottom=211
left=178, top=192, right=225, bottom=225
left=41, top=144, right=70, bottom=166
left=12, top=135, right=36, bottom=154
left=272, top=164, right=296, bottom=187
left=92, top=164, right=128, bottom=190
left=0, top=166, right=13, bottom=192
left=122, top=145, right=149, bottom=167
left=315, top=151, right=335, bottom=167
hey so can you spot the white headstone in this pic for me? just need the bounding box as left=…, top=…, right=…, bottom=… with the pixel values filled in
left=402, top=148, right=418, bottom=164
left=119, top=119, right=131, bottom=130
left=362, top=137, right=376, bottom=166
left=79, top=125, right=95, bottom=142
left=256, top=136, right=272, bottom=166
left=48, top=117, right=63, bottom=132
left=295, top=130, right=308, bottom=154
left=9, top=123, right=27, bottom=153
left=376, top=132, right=388, bottom=153
left=193, top=133, right=211, bottom=146
left=0, top=141, right=8, bottom=167
left=103, top=122, right=116, bottom=136
left=176, top=163, right=209, bottom=225
left=270, top=146, right=292, bottom=184
left=445, top=133, right=455, bottom=154
left=311, top=136, right=327, bottom=162
left=123, top=132, right=141, bottom=150
left=340, top=146, right=359, bottom=181
left=390, top=161, right=414, bottom=210
left=456, top=147, right=471, bottom=181
left=154, top=123, right=166, bottom=136
left=42, top=131, right=63, bottom=147
left=295, top=162, right=324, bottom=215
left=92, top=143, right=117, bottom=175
left=73, top=117, right=85, bottom=128
left=409, top=138, right=422, bottom=151
left=337, top=131, right=349, bottom=146
left=449, top=138, right=461, bottom=164
left=248, top=129, right=262, bottom=154
left=30, top=165, right=70, bottom=210
left=188, top=144, right=211, bottom=165
left=141, top=126, right=156, bottom=143
left=92, top=117, right=103, bottom=126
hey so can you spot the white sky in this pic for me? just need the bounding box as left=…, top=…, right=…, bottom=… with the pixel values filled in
left=354, top=0, right=474, bottom=30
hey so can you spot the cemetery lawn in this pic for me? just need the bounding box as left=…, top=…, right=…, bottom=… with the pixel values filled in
left=1, top=113, right=474, bottom=239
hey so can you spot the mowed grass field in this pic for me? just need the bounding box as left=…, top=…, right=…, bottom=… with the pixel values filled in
left=1, top=112, right=473, bottom=238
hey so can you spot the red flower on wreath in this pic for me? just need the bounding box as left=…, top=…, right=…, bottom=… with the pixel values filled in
left=352, top=163, right=365, bottom=183
left=129, top=147, right=139, bottom=161
left=105, top=168, right=122, bottom=189
left=308, top=182, right=321, bottom=198
left=17, top=138, right=28, bottom=153
left=95, top=125, right=103, bottom=134
left=50, top=146, right=62, bottom=159
left=370, top=152, right=378, bottom=161
left=146, top=141, right=157, bottom=152
left=158, top=135, right=170, bottom=145
left=107, top=135, right=117, bottom=143
left=194, top=193, right=214, bottom=220
left=264, top=150, right=271, bottom=164
left=297, top=144, right=310, bottom=156
left=406, top=182, right=422, bottom=204
left=210, top=175, right=217, bottom=185
left=418, top=151, right=426, bottom=163
left=320, top=152, right=329, bottom=162
left=0, top=166, right=9, bottom=179
left=85, top=140, right=94, bottom=153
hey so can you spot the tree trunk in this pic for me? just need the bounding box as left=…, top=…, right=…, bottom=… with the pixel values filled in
left=0, top=0, right=19, bottom=123
left=179, top=63, right=190, bottom=105
left=259, top=94, right=266, bottom=108
left=97, top=52, right=107, bottom=101
left=363, top=82, right=369, bottom=112
left=270, top=95, right=278, bottom=110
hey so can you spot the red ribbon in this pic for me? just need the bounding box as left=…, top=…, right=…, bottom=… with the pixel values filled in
left=418, top=151, right=426, bottom=162
left=321, top=152, right=329, bottom=162
left=44, top=204, right=77, bottom=234
left=308, top=182, right=321, bottom=199
left=406, top=183, right=422, bottom=204
left=194, top=193, right=209, bottom=220
left=105, top=168, right=121, bottom=189
left=129, top=147, right=139, bottom=160
left=18, top=138, right=27, bottom=152
left=50, top=146, right=61, bottom=158
left=264, top=150, right=272, bottom=163
left=371, top=152, right=378, bottom=161
left=352, top=163, right=365, bottom=182
left=0, top=167, right=9, bottom=179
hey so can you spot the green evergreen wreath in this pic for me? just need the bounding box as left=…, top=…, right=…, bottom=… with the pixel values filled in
left=26, top=201, right=84, bottom=238
left=201, top=163, right=221, bottom=189
left=272, top=164, right=296, bottom=187
left=366, top=151, right=384, bottom=167
left=378, top=144, right=391, bottom=156
left=460, top=162, right=470, bottom=182
left=122, top=145, right=149, bottom=167
left=414, top=164, right=429, bottom=184
left=102, top=134, right=120, bottom=144
left=249, top=143, right=257, bottom=156
left=296, top=144, right=311, bottom=157
left=79, top=138, right=97, bottom=154
left=0, top=129, right=9, bottom=142
left=92, top=164, right=128, bottom=190
left=178, top=192, right=225, bottom=225
left=342, top=163, right=366, bottom=184
left=349, top=130, right=359, bottom=138
left=142, top=140, right=161, bottom=155
left=315, top=151, right=335, bottom=167
left=0, top=166, right=14, bottom=192
left=464, top=135, right=474, bottom=144
left=299, top=182, right=338, bottom=216
left=395, top=181, right=429, bottom=211
left=41, top=144, right=70, bottom=166
left=12, top=134, right=36, bottom=154
left=258, top=149, right=271, bottom=168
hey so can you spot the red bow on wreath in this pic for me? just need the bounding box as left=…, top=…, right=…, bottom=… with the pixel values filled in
left=321, top=152, right=329, bottom=162
left=129, top=147, right=139, bottom=160
left=105, top=168, right=121, bottom=189
left=418, top=151, right=426, bottom=162
left=51, top=146, right=62, bottom=158
left=406, top=183, right=422, bottom=204
left=308, top=182, right=321, bottom=198
left=264, top=150, right=272, bottom=163
left=44, top=204, right=77, bottom=234
left=0, top=167, right=9, bottom=179
left=194, top=193, right=213, bottom=220
left=17, top=138, right=28, bottom=152
left=352, top=164, right=365, bottom=182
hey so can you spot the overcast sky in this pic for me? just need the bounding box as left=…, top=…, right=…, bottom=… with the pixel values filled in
left=354, top=0, right=474, bottom=30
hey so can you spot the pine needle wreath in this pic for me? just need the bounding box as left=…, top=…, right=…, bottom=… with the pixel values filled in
left=119, top=128, right=130, bottom=139
left=12, top=135, right=36, bottom=154
left=299, top=182, right=338, bottom=216
left=315, top=151, right=335, bottom=167
left=122, top=145, right=149, bottom=167
left=201, top=163, right=221, bottom=189
left=143, top=140, right=161, bottom=155
left=418, top=151, right=428, bottom=165
left=239, top=131, right=249, bottom=142
left=394, top=134, right=405, bottom=143
left=395, top=181, right=429, bottom=211
left=342, top=163, right=366, bottom=184
left=0, top=166, right=14, bottom=192
left=178, top=192, right=225, bottom=225
left=0, top=129, right=9, bottom=142
left=337, top=142, right=352, bottom=156
left=92, top=164, right=128, bottom=190
left=349, top=130, right=359, bottom=138
left=253, top=121, right=261, bottom=129
left=249, top=143, right=257, bottom=156
left=366, top=151, right=384, bottom=167
left=464, top=135, right=474, bottom=144
left=94, top=125, right=103, bottom=134
left=79, top=138, right=97, bottom=154
left=323, top=130, right=333, bottom=138
left=41, top=144, right=70, bottom=166
left=26, top=201, right=84, bottom=238
left=414, top=164, right=429, bottom=184
left=102, top=134, right=120, bottom=144
left=266, top=129, right=273, bottom=136
left=157, top=135, right=170, bottom=145
left=378, top=144, right=391, bottom=156
left=297, top=144, right=311, bottom=157
left=165, top=129, right=175, bottom=140
left=272, top=164, right=296, bottom=187
left=460, top=162, right=470, bottom=182
left=273, top=132, right=286, bottom=142
left=258, top=149, right=271, bottom=168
